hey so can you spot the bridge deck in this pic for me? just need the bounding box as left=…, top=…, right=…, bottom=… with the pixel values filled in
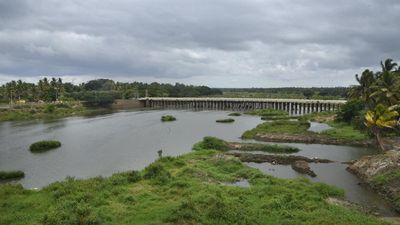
left=139, top=97, right=346, bottom=104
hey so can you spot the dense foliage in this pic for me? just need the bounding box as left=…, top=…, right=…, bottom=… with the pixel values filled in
left=222, top=87, right=349, bottom=100
left=0, top=78, right=222, bottom=104
left=343, top=59, right=400, bottom=150
left=30, top=140, right=62, bottom=153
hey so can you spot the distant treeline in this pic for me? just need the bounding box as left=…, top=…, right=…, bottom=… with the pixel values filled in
left=0, top=78, right=222, bottom=106
left=221, top=87, right=349, bottom=99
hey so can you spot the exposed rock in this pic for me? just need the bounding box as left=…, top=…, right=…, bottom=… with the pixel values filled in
left=226, top=152, right=333, bottom=164
left=347, top=150, right=400, bottom=213
left=254, top=133, right=373, bottom=146
left=291, top=160, right=316, bottom=177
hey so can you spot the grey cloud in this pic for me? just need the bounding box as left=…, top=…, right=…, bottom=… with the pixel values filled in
left=0, top=0, right=399, bottom=87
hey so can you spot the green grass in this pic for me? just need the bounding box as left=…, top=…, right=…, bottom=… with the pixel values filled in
left=0, top=150, right=389, bottom=225
left=30, top=140, right=61, bottom=153
left=228, top=112, right=241, bottom=116
left=161, top=115, right=176, bottom=122
left=0, top=170, right=25, bottom=180
left=245, top=108, right=288, bottom=117
left=372, top=171, right=400, bottom=210
left=321, top=122, right=369, bottom=141
left=261, top=115, right=292, bottom=121
left=242, top=120, right=310, bottom=139
left=216, top=118, right=235, bottom=123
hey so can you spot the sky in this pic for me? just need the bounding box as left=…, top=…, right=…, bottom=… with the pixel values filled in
left=0, top=0, right=399, bottom=87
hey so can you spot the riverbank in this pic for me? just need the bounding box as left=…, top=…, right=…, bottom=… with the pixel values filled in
left=0, top=150, right=391, bottom=225
left=347, top=150, right=400, bottom=213
left=0, top=102, right=110, bottom=122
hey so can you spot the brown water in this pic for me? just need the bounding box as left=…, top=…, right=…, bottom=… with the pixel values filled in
left=0, top=109, right=397, bottom=216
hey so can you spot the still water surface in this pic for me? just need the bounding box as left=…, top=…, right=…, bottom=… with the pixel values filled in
left=0, top=109, right=397, bottom=216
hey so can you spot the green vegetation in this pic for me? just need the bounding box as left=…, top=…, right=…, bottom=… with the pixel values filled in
left=161, top=115, right=176, bottom=122
left=30, top=140, right=61, bottom=153
left=192, top=136, right=229, bottom=151
left=322, top=122, right=369, bottom=141
left=261, top=115, right=291, bottom=121
left=242, top=120, right=310, bottom=139
left=0, top=150, right=389, bottom=225
left=245, top=108, right=288, bottom=117
left=228, top=112, right=241, bottom=116
left=0, top=170, right=25, bottom=180
left=0, top=102, right=108, bottom=122
left=346, top=59, right=400, bottom=150
left=216, top=118, right=235, bottom=123
left=221, top=87, right=349, bottom=100
left=371, top=171, right=400, bottom=209
left=0, top=78, right=222, bottom=105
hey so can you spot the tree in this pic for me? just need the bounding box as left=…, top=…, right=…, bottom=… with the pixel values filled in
left=364, top=104, right=399, bottom=151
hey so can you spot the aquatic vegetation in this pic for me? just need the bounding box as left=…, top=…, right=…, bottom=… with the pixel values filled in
left=0, top=150, right=388, bottom=225
left=30, top=140, right=61, bottom=153
left=242, top=120, right=310, bottom=139
left=0, top=170, right=25, bottom=180
left=245, top=108, right=288, bottom=117
left=161, top=115, right=176, bottom=122
left=228, top=112, right=241, bottom=116
left=192, top=136, right=229, bottom=151
left=216, top=118, right=234, bottom=123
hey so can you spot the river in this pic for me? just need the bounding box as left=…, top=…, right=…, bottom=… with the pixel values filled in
left=0, top=109, right=397, bottom=216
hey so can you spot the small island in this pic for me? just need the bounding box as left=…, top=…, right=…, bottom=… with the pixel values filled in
left=30, top=140, right=62, bottom=153
left=161, top=115, right=176, bottom=122
left=0, top=170, right=25, bottom=181
left=216, top=118, right=235, bottom=123
left=228, top=112, right=241, bottom=116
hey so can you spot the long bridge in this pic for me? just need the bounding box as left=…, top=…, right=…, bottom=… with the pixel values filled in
left=137, top=97, right=346, bottom=115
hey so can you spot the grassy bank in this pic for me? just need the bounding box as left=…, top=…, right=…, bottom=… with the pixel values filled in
left=0, top=150, right=389, bottom=225
left=372, top=171, right=400, bottom=210
left=0, top=102, right=107, bottom=122
left=242, top=113, right=369, bottom=144
left=0, top=171, right=25, bottom=180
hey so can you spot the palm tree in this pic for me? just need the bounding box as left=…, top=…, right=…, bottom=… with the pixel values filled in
left=365, top=104, right=399, bottom=151
left=349, top=69, right=376, bottom=105
left=380, top=58, right=398, bottom=72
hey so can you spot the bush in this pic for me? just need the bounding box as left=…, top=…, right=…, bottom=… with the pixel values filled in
left=143, top=163, right=171, bottom=184
left=0, top=170, right=25, bottom=180
left=228, top=112, right=241, bottom=116
left=161, top=115, right=176, bottom=122
left=216, top=118, right=234, bottom=123
left=335, top=100, right=365, bottom=123
left=44, top=104, right=56, bottom=113
left=192, top=136, right=229, bottom=151
left=30, top=140, right=61, bottom=153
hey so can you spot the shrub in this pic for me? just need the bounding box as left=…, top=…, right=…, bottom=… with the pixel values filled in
left=161, top=115, right=176, bottom=122
left=192, top=136, right=229, bottom=151
left=44, top=104, right=56, bottom=113
left=143, top=163, right=171, bottom=184
left=216, top=118, right=234, bottom=123
left=0, top=170, right=25, bottom=180
left=228, top=112, right=241, bottom=116
left=30, top=140, right=61, bottom=153
left=335, top=100, right=365, bottom=123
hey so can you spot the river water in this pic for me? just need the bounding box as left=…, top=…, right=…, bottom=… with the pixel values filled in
left=0, top=109, right=397, bottom=216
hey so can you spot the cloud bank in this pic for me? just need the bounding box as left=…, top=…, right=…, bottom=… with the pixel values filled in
left=0, top=0, right=399, bottom=87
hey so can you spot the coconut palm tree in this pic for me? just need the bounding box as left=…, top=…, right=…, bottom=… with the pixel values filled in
left=365, top=104, right=399, bottom=151
left=380, top=58, right=398, bottom=72
left=349, top=69, right=376, bottom=105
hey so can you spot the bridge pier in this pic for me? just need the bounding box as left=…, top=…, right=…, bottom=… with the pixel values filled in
left=139, top=98, right=345, bottom=115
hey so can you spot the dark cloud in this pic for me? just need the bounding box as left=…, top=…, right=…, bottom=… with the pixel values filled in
left=0, top=0, right=399, bottom=87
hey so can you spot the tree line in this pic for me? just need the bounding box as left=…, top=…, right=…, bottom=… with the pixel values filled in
left=0, top=79, right=222, bottom=105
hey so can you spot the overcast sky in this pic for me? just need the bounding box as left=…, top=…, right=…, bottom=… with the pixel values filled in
left=0, top=0, right=399, bottom=87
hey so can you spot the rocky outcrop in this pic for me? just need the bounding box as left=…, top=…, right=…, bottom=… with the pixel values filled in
left=254, top=133, right=373, bottom=146
left=226, top=152, right=333, bottom=164
left=291, top=160, right=316, bottom=177
left=347, top=150, right=400, bottom=212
